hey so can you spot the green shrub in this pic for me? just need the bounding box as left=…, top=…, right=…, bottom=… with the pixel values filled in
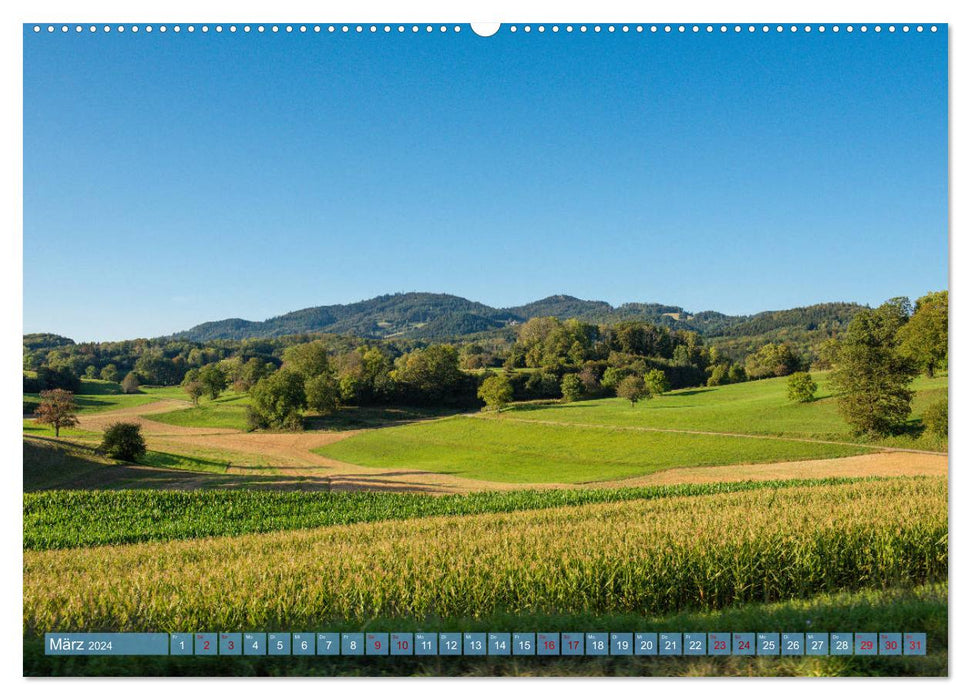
left=99, top=422, right=146, bottom=462
left=644, top=368, right=671, bottom=396
left=787, top=372, right=818, bottom=403
left=560, top=374, right=584, bottom=402
left=477, top=374, right=514, bottom=412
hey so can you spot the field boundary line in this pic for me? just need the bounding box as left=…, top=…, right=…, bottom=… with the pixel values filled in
left=468, top=414, right=947, bottom=456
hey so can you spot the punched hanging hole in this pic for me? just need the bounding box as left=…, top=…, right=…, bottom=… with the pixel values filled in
left=471, top=23, right=501, bottom=37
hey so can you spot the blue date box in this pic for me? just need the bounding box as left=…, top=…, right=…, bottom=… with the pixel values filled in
left=243, top=633, right=266, bottom=656
left=170, top=633, right=193, bottom=656
left=610, top=633, right=633, bottom=655
left=488, top=632, right=511, bottom=655
left=414, top=633, right=437, bottom=655
left=513, top=633, right=535, bottom=655
left=758, top=633, right=780, bottom=656
left=341, top=632, right=364, bottom=655
left=268, top=633, right=290, bottom=656
left=709, top=632, right=731, bottom=656
left=464, top=632, right=486, bottom=656
left=439, top=632, right=461, bottom=656
left=194, top=633, right=217, bottom=655
left=316, top=633, right=340, bottom=655
left=537, top=632, right=559, bottom=656
left=904, top=633, right=926, bottom=656
left=733, top=633, right=755, bottom=656
left=659, top=633, right=681, bottom=656
left=586, top=633, right=608, bottom=656
left=830, top=633, right=853, bottom=656
left=781, top=633, right=804, bottom=656
left=879, top=633, right=902, bottom=656
left=683, top=633, right=706, bottom=656
left=219, top=633, right=242, bottom=655
left=390, top=633, right=413, bottom=655
left=366, top=632, right=389, bottom=655
left=806, top=633, right=828, bottom=655
left=561, top=633, right=584, bottom=656
left=292, top=633, right=315, bottom=655
left=635, top=633, right=658, bottom=656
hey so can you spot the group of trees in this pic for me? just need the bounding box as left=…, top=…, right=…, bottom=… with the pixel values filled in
left=498, top=317, right=748, bottom=402
left=477, top=365, right=672, bottom=412
left=24, top=291, right=947, bottom=437
left=248, top=342, right=341, bottom=429
left=829, top=292, right=947, bottom=437
left=743, top=343, right=804, bottom=379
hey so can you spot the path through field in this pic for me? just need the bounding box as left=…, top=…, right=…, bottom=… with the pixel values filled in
left=73, top=399, right=948, bottom=494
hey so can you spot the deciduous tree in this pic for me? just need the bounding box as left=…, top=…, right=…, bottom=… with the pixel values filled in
left=744, top=343, right=802, bottom=379
left=198, top=363, right=228, bottom=400
left=99, top=364, right=121, bottom=383
left=183, top=380, right=204, bottom=406
left=121, top=372, right=140, bottom=394
left=33, top=389, right=79, bottom=437
left=478, top=374, right=514, bottom=412
left=560, top=373, right=584, bottom=402
left=897, top=290, right=948, bottom=377
left=832, top=301, right=918, bottom=435
left=248, top=369, right=307, bottom=430
left=644, top=368, right=670, bottom=396
left=616, top=375, right=648, bottom=407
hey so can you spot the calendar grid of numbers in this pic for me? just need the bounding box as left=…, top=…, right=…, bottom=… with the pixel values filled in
left=45, top=632, right=927, bottom=657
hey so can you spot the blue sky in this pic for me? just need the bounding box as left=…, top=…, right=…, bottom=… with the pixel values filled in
left=24, top=24, right=947, bottom=341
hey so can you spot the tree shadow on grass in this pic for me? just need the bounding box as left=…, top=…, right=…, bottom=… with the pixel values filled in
left=25, top=435, right=466, bottom=494
left=508, top=401, right=579, bottom=413
left=305, top=405, right=466, bottom=431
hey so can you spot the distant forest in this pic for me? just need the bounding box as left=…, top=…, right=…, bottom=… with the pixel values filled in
left=24, top=291, right=947, bottom=433
left=24, top=293, right=867, bottom=399
left=170, top=292, right=863, bottom=348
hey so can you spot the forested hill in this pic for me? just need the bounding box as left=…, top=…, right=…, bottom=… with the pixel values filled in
left=170, top=293, right=867, bottom=343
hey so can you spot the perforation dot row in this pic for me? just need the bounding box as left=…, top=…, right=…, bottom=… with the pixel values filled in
left=31, top=24, right=940, bottom=35
left=32, top=24, right=466, bottom=34
left=508, top=24, right=937, bottom=34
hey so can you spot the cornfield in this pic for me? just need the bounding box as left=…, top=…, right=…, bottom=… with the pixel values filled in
left=23, top=477, right=946, bottom=634
left=26, top=476, right=891, bottom=550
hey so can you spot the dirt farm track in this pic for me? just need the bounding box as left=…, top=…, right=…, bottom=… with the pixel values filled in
left=61, top=400, right=949, bottom=495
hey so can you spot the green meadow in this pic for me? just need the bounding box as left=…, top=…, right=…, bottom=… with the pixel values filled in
left=316, top=415, right=868, bottom=484
left=315, top=374, right=945, bottom=484
left=505, top=373, right=947, bottom=449
left=147, top=392, right=251, bottom=430
left=23, top=379, right=186, bottom=415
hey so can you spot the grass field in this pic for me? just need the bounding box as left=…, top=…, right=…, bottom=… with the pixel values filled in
left=316, top=414, right=870, bottom=484
left=23, top=380, right=186, bottom=415
left=503, top=373, right=947, bottom=450
left=313, top=374, right=945, bottom=484
left=149, top=398, right=461, bottom=432
left=23, top=477, right=945, bottom=633
left=22, top=437, right=236, bottom=487
left=23, top=437, right=345, bottom=493
left=147, top=392, right=251, bottom=430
